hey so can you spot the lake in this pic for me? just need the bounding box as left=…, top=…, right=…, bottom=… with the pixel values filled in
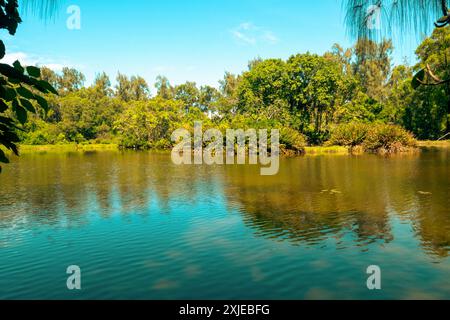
left=0, top=148, right=449, bottom=299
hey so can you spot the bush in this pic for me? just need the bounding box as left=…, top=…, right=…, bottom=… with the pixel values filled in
left=21, top=121, right=62, bottom=145
left=152, top=139, right=172, bottom=150
left=327, top=122, right=369, bottom=147
left=279, top=127, right=306, bottom=152
left=327, top=122, right=416, bottom=153
left=363, top=124, right=417, bottom=153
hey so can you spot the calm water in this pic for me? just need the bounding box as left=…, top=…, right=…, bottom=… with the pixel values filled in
left=0, top=149, right=449, bottom=300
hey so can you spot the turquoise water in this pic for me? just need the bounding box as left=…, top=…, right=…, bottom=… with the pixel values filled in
left=0, top=149, right=449, bottom=299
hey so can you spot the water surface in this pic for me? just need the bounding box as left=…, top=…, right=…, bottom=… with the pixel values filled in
left=0, top=149, right=449, bottom=299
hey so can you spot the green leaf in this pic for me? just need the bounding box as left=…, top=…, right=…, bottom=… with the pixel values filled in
left=16, top=86, right=35, bottom=99
left=0, top=40, right=5, bottom=60
left=412, top=69, right=425, bottom=90
left=4, top=87, right=17, bottom=101
left=12, top=100, right=27, bottom=124
left=35, top=95, right=49, bottom=112
left=0, top=149, right=9, bottom=164
left=27, top=66, right=41, bottom=78
left=13, top=60, right=24, bottom=74
left=0, top=63, right=30, bottom=85
left=0, top=99, right=8, bottom=112
left=19, top=98, right=36, bottom=113
left=37, top=80, right=58, bottom=95
left=8, top=77, right=21, bottom=84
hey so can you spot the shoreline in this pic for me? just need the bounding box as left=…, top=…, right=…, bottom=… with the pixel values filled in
left=6, top=140, right=448, bottom=156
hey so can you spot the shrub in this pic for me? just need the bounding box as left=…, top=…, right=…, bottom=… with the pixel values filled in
left=327, top=122, right=416, bottom=154
left=327, top=122, right=369, bottom=147
left=152, top=139, right=172, bottom=150
left=363, top=124, right=417, bottom=153
left=279, top=127, right=306, bottom=152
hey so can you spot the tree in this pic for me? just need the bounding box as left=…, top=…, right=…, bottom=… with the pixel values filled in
left=115, top=73, right=150, bottom=102
left=0, top=0, right=57, bottom=172
left=237, top=58, right=288, bottom=115
left=58, top=67, right=85, bottom=94
left=199, top=85, right=220, bottom=113
left=114, top=98, right=186, bottom=149
left=173, top=81, right=199, bottom=112
left=218, top=72, right=241, bottom=116
left=344, top=1, right=450, bottom=92
left=91, top=72, right=113, bottom=98
left=286, top=53, right=346, bottom=140
left=344, top=0, right=448, bottom=41
left=155, top=75, right=174, bottom=100
left=415, top=26, right=450, bottom=133
left=40, top=66, right=59, bottom=88
left=353, top=39, right=393, bottom=102
left=325, top=44, right=353, bottom=76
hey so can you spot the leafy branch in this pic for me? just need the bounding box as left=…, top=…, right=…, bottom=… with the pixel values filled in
left=0, top=0, right=58, bottom=172
left=412, top=64, right=450, bottom=89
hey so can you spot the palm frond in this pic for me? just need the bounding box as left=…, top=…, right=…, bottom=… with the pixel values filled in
left=20, top=0, right=62, bottom=20
left=343, top=0, right=447, bottom=41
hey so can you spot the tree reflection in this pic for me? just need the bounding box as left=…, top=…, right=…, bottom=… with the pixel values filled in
left=0, top=150, right=448, bottom=258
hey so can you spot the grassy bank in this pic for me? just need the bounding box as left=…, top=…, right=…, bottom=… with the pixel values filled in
left=304, top=146, right=349, bottom=155
left=417, top=140, right=450, bottom=148
left=16, top=144, right=350, bottom=155
left=17, top=144, right=119, bottom=153
left=6, top=140, right=448, bottom=156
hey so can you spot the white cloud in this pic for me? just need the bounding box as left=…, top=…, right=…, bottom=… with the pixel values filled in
left=239, top=22, right=254, bottom=31
left=1, top=51, right=73, bottom=71
left=262, top=31, right=279, bottom=44
left=1, top=52, right=29, bottom=65
left=230, top=22, right=279, bottom=46
left=231, top=30, right=256, bottom=45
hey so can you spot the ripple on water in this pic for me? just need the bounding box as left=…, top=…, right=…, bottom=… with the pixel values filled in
left=0, top=151, right=449, bottom=299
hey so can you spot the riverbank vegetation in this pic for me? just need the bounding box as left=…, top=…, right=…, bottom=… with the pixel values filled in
left=5, top=28, right=450, bottom=155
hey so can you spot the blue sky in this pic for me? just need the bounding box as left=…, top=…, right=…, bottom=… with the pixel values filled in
left=1, top=0, right=423, bottom=91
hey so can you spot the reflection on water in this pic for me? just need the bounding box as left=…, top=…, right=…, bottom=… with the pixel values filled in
left=0, top=149, right=449, bottom=299
left=224, top=151, right=450, bottom=257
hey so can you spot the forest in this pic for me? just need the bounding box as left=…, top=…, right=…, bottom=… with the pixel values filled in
left=7, top=27, right=450, bottom=154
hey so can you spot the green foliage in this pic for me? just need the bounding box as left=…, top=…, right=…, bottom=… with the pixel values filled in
left=115, top=73, right=150, bottom=102
left=363, top=124, right=417, bottom=153
left=0, top=0, right=21, bottom=35
left=0, top=58, right=55, bottom=170
left=412, top=69, right=425, bottom=89
left=115, top=98, right=191, bottom=149
left=279, top=127, right=306, bottom=152
left=0, top=0, right=58, bottom=172
left=2, top=18, right=448, bottom=159
left=328, top=122, right=370, bottom=147
left=353, top=39, right=393, bottom=101
left=329, top=122, right=416, bottom=153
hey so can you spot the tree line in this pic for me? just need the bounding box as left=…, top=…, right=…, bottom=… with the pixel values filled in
left=11, top=27, right=450, bottom=152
